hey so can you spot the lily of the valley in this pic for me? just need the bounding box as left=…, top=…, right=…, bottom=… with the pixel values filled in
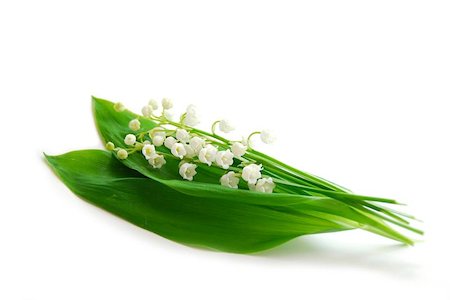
left=171, top=142, right=187, bottom=159
left=110, top=98, right=278, bottom=194
left=242, top=164, right=262, bottom=184
left=150, top=127, right=166, bottom=139
left=148, top=99, right=159, bottom=110
left=162, top=98, right=173, bottom=110
left=231, top=142, right=247, bottom=157
left=114, top=102, right=125, bottom=112
left=249, top=177, right=276, bottom=193
left=184, top=144, right=196, bottom=159
left=220, top=171, right=240, bottom=189
left=176, top=129, right=190, bottom=143
left=183, top=104, right=200, bottom=126
left=148, top=154, right=166, bottom=169
left=106, top=142, right=115, bottom=151
left=117, top=148, right=128, bottom=160
left=260, top=130, right=276, bottom=144
left=141, top=105, right=153, bottom=117
left=199, top=144, right=218, bottom=166
left=189, top=136, right=205, bottom=155
left=142, top=144, right=156, bottom=159
left=152, top=135, right=165, bottom=147
left=218, top=119, right=235, bottom=133
left=164, top=136, right=176, bottom=149
left=179, top=162, right=197, bottom=181
left=215, top=149, right=234, bottom=169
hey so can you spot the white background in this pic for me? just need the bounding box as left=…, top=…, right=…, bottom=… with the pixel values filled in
left=1, top=1, right=449, bottom=299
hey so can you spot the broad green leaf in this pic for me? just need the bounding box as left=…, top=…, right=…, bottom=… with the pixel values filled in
left=46, top=150, right=354, bottom=253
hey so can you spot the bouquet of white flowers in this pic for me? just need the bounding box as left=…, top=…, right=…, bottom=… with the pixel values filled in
left=46, top=97, right=422, bottom=253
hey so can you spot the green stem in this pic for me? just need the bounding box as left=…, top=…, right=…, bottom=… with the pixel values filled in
left=272, top=179, right=400, bottom=204
left=211, top=120, right=220, bottom=135
left=247, top=150, right=350, bottom=193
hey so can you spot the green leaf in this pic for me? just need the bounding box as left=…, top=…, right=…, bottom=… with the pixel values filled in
left=46, top=150, right=353, bottom=253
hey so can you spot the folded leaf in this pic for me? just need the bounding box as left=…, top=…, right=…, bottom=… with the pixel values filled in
left=46, top=150, right=355, bottom=253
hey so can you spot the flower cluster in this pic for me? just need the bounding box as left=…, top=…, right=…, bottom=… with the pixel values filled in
left=107, top=98, right=277, bottom=193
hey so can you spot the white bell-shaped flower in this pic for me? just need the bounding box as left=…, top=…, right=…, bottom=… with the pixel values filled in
left=124, top=134, right=137, bottom=146
left=114, top=102, right=125, bottom=112
left=250, top=177, right=275, bottom=193
left=164, top=136, right=176, bottom=149
left=218, top=119, right=235, bottom=133
left=152, top=135, right=165, bottom=147
left=142, top=144, right=156, bottom=159
left=242, top=163, right=262, bottom=184
left=179, top=163, right=197, bottom=181
left=231, top=142, right=247, bottom=157
left=184, top=144, right=196, bottom=159
left=171, top=142, right=187, bottom=159
left=148, top=99, right=159, bottom=110
left=198, top=144, right=218, bottom=166
left=176, top=129, right=190, bottom=143
left=183, top=104, right=200, bottom=126
left=189, top=136, right=205, bottom=155
left=215, top=149, right=234, bottom=169
left=260, top=130, right=276, bottom=144
left=148, top=154, right=166, bottom=169
left=162, top=98, right=173, bottom=110
left=150, top=127, right=166, bottom=139
left=220, top=171, right=239, bottom=189
left=141, top=105, right=153, bottom=117
left=186, top=104, right=196, bottom=115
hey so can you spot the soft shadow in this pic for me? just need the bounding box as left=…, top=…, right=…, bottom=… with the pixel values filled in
left=254, top=236, right=420, bottom=279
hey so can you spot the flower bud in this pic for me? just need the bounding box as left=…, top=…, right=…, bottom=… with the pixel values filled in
left=218, top=119, right=235, bottom=133
left=148, top=99, right=159, bottom=110
left=105, top=142, right=115, bottom=151
left=117, top=149, right=128, bottom=160
left=141, top=105, right=153, bottom=117
left=162, top=98, right=173, bottom=110
left=128, top=119, right=141, bottom=131
left=152, top=135, right=165, bottom=147
left=114, top=102, right=125, bottom=112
